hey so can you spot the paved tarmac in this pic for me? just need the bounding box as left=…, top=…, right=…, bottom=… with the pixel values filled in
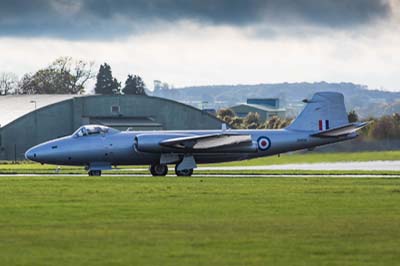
left=1, top=161, right=399, bottom=178
left=1, top=173, right=399, bottom=178
left=197, top=161, right=400, bottom=171
left=118, top=161, right=400, bottom=171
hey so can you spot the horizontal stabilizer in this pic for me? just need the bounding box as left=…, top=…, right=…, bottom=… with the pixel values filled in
left=160, top=133, right=252, bottom=150
left=311, top=122, right=369, bottom=138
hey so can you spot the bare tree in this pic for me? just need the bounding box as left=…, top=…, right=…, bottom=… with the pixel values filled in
left=49, top=57, right=95, bottom=94
left=19, top=57, right=95, bottom=94
left=57, top=57, right=95, bottom=94
left=0, top=72, right=18, bottom=95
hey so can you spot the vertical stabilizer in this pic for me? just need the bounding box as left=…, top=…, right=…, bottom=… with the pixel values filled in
left=287, top=92, right=349, bottom=132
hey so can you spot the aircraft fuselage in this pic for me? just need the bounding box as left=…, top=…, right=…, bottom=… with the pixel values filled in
left=25, top=129, right=355, bottom=166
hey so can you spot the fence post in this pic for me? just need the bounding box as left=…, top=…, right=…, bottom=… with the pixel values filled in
left=14, top=143, right=17, bottom=164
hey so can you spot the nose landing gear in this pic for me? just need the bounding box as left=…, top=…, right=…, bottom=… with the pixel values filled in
left=88, top=170, right=102, bottom=176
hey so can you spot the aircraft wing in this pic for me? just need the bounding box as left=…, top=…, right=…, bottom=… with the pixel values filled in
left=311, top=122, right=369, bottom=138
left=160, top=133, right=252, bottom=150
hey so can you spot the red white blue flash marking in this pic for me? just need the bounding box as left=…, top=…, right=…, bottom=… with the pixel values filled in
left=319, top=120, right=330, bottom=131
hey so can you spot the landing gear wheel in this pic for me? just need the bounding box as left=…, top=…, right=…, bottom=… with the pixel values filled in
left=149, top=164, right=168, bottom=176
left=88, top=170, right=101, bottom=176
left=175, top=165, right=193, bottom=177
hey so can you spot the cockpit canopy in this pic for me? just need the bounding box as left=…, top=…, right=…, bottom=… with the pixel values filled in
left=73, top=125, right=119, bottom=137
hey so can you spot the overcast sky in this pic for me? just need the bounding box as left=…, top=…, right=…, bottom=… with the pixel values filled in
left=0, top=0, right=399, bottom=91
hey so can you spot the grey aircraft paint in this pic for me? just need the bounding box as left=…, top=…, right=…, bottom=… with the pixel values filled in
left=25, top=92, right=367, bottom=176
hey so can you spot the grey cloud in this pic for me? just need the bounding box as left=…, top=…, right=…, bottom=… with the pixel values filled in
left=0, top=0, right=392, bottom=39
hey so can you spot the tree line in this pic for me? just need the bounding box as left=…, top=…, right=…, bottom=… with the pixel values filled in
left=217, top=108, right=400, bottom=140
left=0, top=57, right=146, bottom=95
left=216, top=108, right=293, bottom=129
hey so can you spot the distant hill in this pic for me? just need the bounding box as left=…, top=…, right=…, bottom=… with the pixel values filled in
left=152, top=82, right=400, bottom=118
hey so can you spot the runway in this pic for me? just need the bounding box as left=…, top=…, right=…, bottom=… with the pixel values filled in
left=1, top=173, right=399, bottom=178
left=196, top=161, right=400, bottom=171
left=1, top=161, right=399, bottom=178
left=116, top=160, right=400, bottom=171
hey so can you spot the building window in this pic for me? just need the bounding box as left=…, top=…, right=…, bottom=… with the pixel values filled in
left=111, top=105, right=120, bottom=114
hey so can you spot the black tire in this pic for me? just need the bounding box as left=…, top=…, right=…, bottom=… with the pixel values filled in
left=88, top=170, right=101, bottom=176
left=175, top=165, right=193, bottom=177
left=150, top=164, right=168, bottom=176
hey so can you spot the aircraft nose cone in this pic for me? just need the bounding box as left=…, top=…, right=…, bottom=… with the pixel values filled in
left=25, top=148, right=37, bottom=161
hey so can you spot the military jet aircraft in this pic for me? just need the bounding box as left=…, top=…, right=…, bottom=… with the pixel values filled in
left=25, top=92, right=367, bottom=176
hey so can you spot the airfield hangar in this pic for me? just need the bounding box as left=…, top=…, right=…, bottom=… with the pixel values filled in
left=230, top=98, right=286, bottom=122
left=0, top=94, right=223, bottom=160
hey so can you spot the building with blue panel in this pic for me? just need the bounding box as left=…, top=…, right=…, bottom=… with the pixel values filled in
left=230, top=98, right=286, bottom=122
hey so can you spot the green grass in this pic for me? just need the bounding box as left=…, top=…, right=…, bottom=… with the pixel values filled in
left=0, top=176, right=400, bottom=266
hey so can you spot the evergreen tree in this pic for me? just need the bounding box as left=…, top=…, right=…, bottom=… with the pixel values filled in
left=348, top=110, right=359, bottom=122
left=122, top=74, right=146, bottom=95
left=94, top=63, right=120, bottom=95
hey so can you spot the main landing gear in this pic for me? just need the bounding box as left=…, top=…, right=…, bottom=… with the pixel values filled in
left=149, top=164, right=168, bottom=176
left=175, top=166, right=193, bottom=177
left=88, top=170, right=102, bottom=176
left=149, top=163, right=194, bottom=177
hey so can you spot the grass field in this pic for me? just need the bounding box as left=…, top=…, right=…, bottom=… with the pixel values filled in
left=1, top=151, right=399, bottom=175
left=0, top=175, right=400, bottom=266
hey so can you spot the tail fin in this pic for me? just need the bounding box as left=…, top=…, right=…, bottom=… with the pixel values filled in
left=287, top=92, right=349, bottom=132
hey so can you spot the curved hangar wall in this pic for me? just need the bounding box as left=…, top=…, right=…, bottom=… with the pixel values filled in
left=0, top=95, right=222, bottom=160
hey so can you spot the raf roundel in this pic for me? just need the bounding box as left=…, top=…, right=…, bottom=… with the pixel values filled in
left=257, top=136, right=271, bottom=151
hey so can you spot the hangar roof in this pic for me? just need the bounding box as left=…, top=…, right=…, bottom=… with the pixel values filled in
left=0, top=95, right=76, bottom=128
left=231, top=103, right=286, bottom=112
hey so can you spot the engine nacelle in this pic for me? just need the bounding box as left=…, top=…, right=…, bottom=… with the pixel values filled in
left=134, top=133, right=258, bottom=153
left=134, top=134, right=188, bottom=153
